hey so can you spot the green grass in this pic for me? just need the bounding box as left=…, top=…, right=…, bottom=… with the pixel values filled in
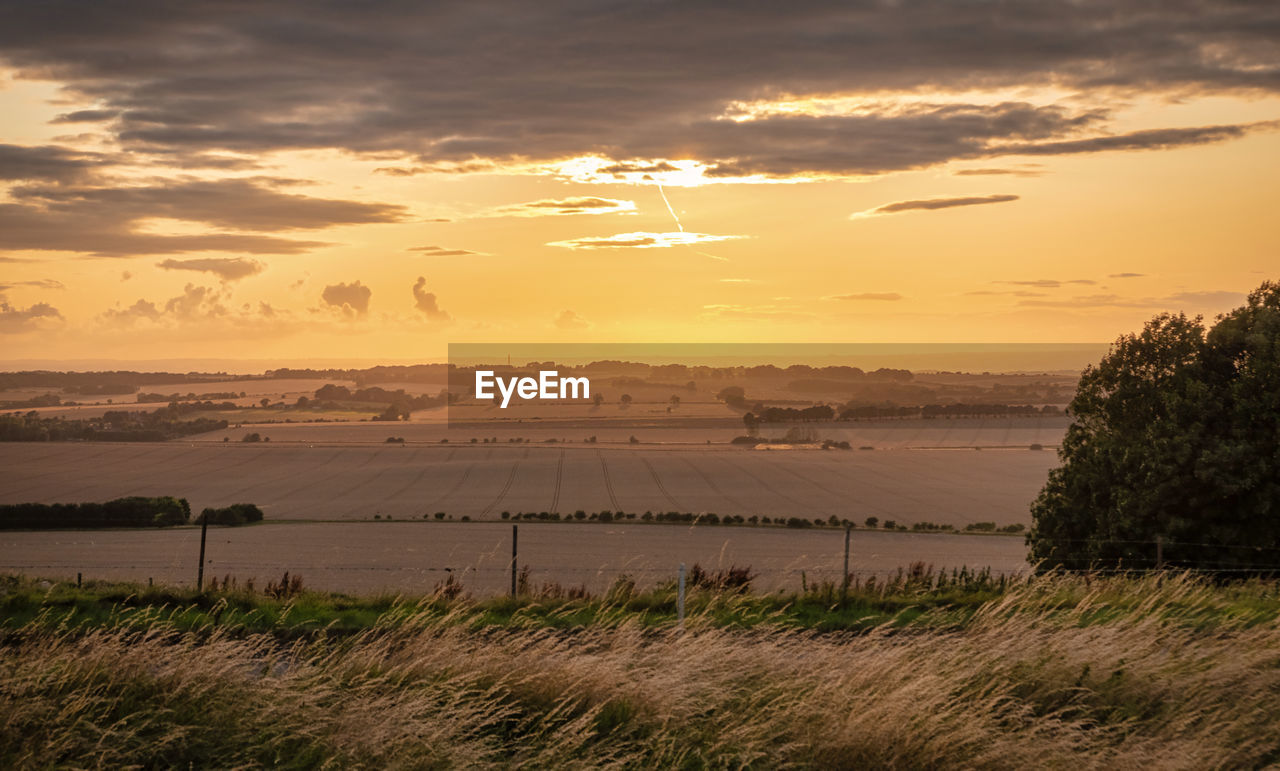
left=5, top=568, right=1280, bottom=640
left=4, top=571, right=1280, bottom=767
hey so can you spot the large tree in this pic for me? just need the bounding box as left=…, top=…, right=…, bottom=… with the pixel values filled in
left=1029, top=281, right=1280, bottom=572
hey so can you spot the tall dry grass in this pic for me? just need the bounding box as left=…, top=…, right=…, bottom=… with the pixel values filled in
left=2, top=574, right=1279, bottom=768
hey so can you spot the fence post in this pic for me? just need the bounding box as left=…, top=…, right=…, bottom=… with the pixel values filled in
left=677, top=563, right=686, bottom=629
left=77, top=572, right=81, bottom=588
left=197, top=514, right=208, bottom=591
left=1155, top=534, right=1164, bottom=571
left=842, top=524, right=851, bottom=604
left=510, top=524, right=518, bottom=597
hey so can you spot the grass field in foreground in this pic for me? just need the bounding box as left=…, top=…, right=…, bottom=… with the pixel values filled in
left=2, top=571, right=1279, bottom=767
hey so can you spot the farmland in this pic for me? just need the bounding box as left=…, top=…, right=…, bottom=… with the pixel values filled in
left=0, top=441, right=1056, bottom=526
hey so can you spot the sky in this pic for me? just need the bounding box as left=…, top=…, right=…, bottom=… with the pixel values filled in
left=0, top=1, right=1277, bottom=367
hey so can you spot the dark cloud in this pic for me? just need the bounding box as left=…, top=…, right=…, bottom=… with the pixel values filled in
left=10, top=177, right=406, bottom=232
left=0, top=144, right=107, bottom=183
left=157, top=257, right=265, bottom=281
left=494, top=197, right=635, bottom=216
left=49, top=109, right=118, bottom=124
left=409, top=245, right=478, bottom=257
left=1109, top=272, right=1146, bottom=279
left=827, top=292, right=904, bottom=301
left=321, top=281, right=371, bottom=316
left=0, top=176, right=403, bottom=256
left=854, top=194, right=1019, bottom=218
left=0, top=298, right=64, bottom=332
left=1, top=2, right=1275, bottom=179
left=993, top=123, right=1275, bottom=157
left=411, top=276, right=451, bottom=322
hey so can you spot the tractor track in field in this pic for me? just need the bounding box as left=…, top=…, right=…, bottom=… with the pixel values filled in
left=681, top=455, right=751, bottom=512
left=597, top=450, right=619, bottom=511
left=481, top=460, right=521, bottom=516
left=428, top=461, right=474, bottom=511
left=640, top=454, right=682, bottom=511
left=374, top=448, right=456, bottom=507
left=549, top=450, right=564, bottom=513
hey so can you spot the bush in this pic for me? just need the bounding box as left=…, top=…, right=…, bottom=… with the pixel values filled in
left=196, top=503, right=264, bottom=526
left=0, top=496, right=190, bottom=529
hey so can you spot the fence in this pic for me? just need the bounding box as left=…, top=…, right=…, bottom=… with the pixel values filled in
left=5, top=522, right=1280, bottom=598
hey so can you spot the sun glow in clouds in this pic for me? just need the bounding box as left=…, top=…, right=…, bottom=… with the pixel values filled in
left=546, top=231, right=745, bottom=250
left=548, top=156, right=799, bottom=187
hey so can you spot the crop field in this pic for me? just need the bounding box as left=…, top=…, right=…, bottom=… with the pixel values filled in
left=194, top=414, right=1070, bottom=447
left=0, top=441, right=1056, bottom=525
left=0, top=521, right=1028, bottom=594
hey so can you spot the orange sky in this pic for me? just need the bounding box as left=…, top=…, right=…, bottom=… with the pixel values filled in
left=1, top=3, right=1277, bottom=366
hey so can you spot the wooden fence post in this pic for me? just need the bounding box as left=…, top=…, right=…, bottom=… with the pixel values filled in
left=842, top=524, right=851, bottom=604
left=510, top=524, right=518, bottom=597
left=678, top=563, right=686, bottom=629
left=197, top=515, right=209, bottom=591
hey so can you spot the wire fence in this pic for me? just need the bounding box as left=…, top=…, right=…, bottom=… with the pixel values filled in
left=6, top=526, right=1280, bottom=596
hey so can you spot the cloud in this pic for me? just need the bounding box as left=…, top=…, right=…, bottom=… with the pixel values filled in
left=997, top=279, right=1096, bottom=288
left=100, top=284, right=288, bottom=331
left=321, top=281, right=371, bottom=316
left=553, top=309, right=589, bottom=329
left=10, top=176, right=406, bottom=232
left=965, top=289, right=1048, bottom=298
left=1017, top=290, right=1247, bottom=309
left=49, top=109, right=119, bottom=124
left=1, top=3, right=1275, bottom=182
left=0, top=175, right=405, bottom=257
left=158, top=257, right=265, bottom=281
left=826, top=292, right=904, bottom=301
left=991, top=123, right=1276, bottom=157
left=102, top=298, right=163, bottom=325
left=121, top=271, right=132, bottom=281
left=1109, top=272, right=1146, bottom=279
left=701, top=304, right=816, bottom=322
left=852, top=194, right=1019, bottom=219
left=492, top=197, right=636, bottom=217
left=719, top=278, right=759, bottom=284
left=411, top=276, right=451, bottom=322
left=547, top=232, right=743, bottom=249
left=0, top=144, right=108, bottom=183
left=408, top=245, right=479, bottom=257
left=0, top=279, right=64, bottom=291
left=0, top=298, right=64, bottom=333
left=953, top=167, right=1044, bottom=177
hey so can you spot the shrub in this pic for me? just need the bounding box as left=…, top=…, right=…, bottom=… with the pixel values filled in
left=196, top=503, right=264, bottom=526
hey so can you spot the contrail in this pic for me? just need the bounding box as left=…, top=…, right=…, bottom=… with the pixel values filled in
left=656, top=182, right=727, bottom=261
left=656, top=182, right=683, bottom=232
